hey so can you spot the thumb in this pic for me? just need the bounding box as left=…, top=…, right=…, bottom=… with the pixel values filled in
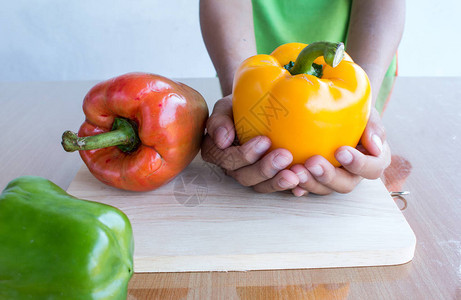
left=207, top=94, right=235, bottom=149
left=361, top=108, right=386, bottom=157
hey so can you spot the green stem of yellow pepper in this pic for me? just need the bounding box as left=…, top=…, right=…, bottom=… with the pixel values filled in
left=288, top=41, right=345, bottom=76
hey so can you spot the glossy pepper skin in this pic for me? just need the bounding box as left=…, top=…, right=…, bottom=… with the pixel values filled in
left=232, top=42, right=371, bottom=166
left=62, top=73, right=209, bottom=191
left=0, top=176, right=134, bottom=299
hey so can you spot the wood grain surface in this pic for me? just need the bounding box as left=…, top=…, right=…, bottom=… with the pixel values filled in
left=67, top=158, right=415, bottom=272
left=0, top=77, right=460, bottom=299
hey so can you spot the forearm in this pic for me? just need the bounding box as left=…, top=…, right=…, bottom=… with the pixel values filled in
left=346, top=0, right=405, bottom=105
left=199, top=0, right=257, bottom=96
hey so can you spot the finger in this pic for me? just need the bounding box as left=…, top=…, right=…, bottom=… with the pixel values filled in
left=290, top=164, right=333, bottom=195
left=201, top=134, right=271, bottom=171
left=304, top=156, right=362, bottom=194
left=201, top=134, right=222, bottom=164
left=292, top=186, right=308, bottom=197
left=253, top=170, right=299, bottom=193
left=355, top=144, right=369, bottom=155
left=227, top=149, right=293, bottom=186
left=361, top=108, right=386, bottom=157
left=335, top=142, right=391, bottom=179
left=206, top=95, right=235, bottom=149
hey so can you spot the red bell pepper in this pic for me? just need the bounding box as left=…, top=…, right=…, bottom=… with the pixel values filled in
left=62, top=73, right=208, bottom=191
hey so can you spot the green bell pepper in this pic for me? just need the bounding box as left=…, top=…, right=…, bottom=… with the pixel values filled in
left=0, top=176, right=134, bottom=299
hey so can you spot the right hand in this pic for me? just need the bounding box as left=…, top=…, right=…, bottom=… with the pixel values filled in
left=201, top=95, right=300, bottom=193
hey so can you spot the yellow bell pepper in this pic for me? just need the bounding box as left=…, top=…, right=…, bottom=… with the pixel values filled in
left=232, top=41, right=371, bottom=167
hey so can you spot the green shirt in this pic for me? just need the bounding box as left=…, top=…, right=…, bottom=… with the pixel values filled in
left=251, top=0, right=396, bottom=113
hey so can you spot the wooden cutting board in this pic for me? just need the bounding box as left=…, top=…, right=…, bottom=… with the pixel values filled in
left=67, top=156, right=416, bottom=272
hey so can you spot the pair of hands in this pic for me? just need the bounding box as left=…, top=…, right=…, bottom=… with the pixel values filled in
left=201, top=95, right=391, bottom=196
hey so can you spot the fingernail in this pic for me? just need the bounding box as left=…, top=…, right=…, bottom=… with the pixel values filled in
left=254, top=138, right=270, bottom=154
left=293, top=188, right=307, bottom=197
left=215, top=127, right=228, bottom=147
left=273, top=154, right=291, bottom=169
left=336, top=149, right=353, bottom=165
left=307, top=165, right=324, bottom=177
left=372, top=134, right=383, bottom=154
left=278, top=178, right=293, bottom=188
left=296, top=171, right=308, bottom=183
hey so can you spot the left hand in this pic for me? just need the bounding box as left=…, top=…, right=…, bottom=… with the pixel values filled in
left=290, top=108, right=391, bottom=196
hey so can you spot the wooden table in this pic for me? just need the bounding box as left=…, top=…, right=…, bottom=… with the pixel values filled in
left=0, top=77, right=459, bottom=299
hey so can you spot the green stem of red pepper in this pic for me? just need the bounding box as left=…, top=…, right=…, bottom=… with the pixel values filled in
left=61, top=118, right=140, bottom=153
left=286, top=41, right=345, bottom=77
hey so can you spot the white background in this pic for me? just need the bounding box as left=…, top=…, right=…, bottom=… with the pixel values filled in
left=1, top=0, right=458, bottom=81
